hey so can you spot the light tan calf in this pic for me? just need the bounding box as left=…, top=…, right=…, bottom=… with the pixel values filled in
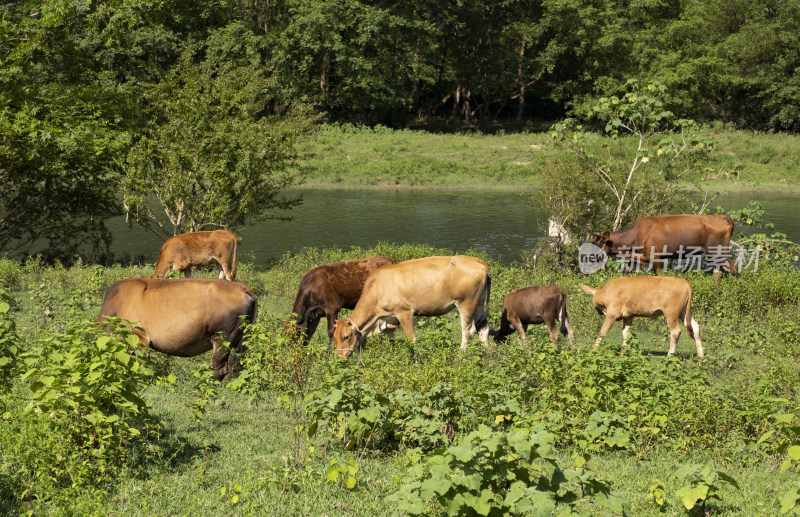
left=96, top=278, right=257, bottom=379
left=332, top=255, right=491, bottom=357
left=153, top=229, right=238, bottom=281
left=580, top=276, right=703, bottom=356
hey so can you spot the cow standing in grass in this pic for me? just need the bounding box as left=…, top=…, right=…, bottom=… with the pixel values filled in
left=332, top=256, right=491, bottom=358
left=492, top=286, right=575, bottom=347
left=287, top=255, right=393, bottom=344
left=153, top=229, right=238, bottom=281
left=593, top=214, right=736, bottom=278
left=96, top=278, right=257, bottom=379
left=580, top=276, right=703, bottom=356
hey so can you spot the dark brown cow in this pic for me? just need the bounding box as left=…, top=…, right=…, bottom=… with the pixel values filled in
left=492, top=286, right=575, bottom=347
left=287, top=256, right=393, bottom=344
left=593, top=214, right=736, bottom=277
left=580, top=276, right=703, bottom=356
left=153, top=229, right=238, bottom=281
left=96, top=278, right=257, bottom=380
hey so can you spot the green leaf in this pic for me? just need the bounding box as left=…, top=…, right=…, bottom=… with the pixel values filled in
left=327, top=467, right=339, bottom=482
left=780, top=485, right=800, bottom=514
left=676, top=483, right=709, bottom=510
left=788, top=446, right=800, bottom=461
left=345, top=476, right=356, bottom=489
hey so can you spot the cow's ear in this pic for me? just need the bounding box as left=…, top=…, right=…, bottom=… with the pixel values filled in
left=601, top=231, right=610, bottom=240
left=605, top=239, right=614, bottom=248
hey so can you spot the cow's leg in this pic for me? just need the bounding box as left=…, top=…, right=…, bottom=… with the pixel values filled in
left=182, top=267, right=192, bottom=278
left=324, top=309, right=339, bottom=342
left=211, top=335, right=231, bottom=380
left=545, top=320, right=560, bottom=346
left=620, top=317, right=634, bottom=355
left=456, top=303, right=486, bottom=349
left=510, top=319, right=527, bottom=347
left=215, top=258, right=233, bottom=281
left=620, top=317, right=633, bottom=347
left=666, top=316, right=682, bottom=355
left=685, top=317, right=704, bottom=357
left=593, top=315, right=617, bottom=349
left=395, top=310, right=416, bottom=343
left=378, top=319, right=399, bottom=339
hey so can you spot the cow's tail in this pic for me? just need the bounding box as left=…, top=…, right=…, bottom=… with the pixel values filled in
left=231, top=287, right=258, bottom=374
left=229, top=234, right=238, bottom=281
left=580, top=285, right=596, bottom=296
left=559, top=291, right=574, bottom=340
left=475, top=272, right=491, bottom=334
left=683, top=286, right=695, bottom=334
left=683, top=285, right=704, bottom=356
left=720, top=214, right=738, bottom=277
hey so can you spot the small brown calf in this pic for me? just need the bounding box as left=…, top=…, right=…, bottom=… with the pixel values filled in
left=493, top=286, right=574, bottom=347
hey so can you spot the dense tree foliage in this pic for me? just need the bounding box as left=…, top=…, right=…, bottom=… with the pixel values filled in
left=2, top=0, right=798, bottom=257
left=120, top=53, right=311, bottom=238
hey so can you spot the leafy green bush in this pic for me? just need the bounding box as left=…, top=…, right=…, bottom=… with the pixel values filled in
left=20, top=317, right=160, bottom=469
left=669, top=464, right=739, bottom=514
left=0, top=292, right=17, bottom=397
left=388, top=426, right=629, bottom=516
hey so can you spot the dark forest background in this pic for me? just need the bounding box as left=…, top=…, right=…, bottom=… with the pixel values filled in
left=2, top=0, right=799, bottom=259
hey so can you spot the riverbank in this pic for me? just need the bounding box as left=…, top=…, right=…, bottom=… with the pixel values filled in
left=293, top=124, right=800, bottom=192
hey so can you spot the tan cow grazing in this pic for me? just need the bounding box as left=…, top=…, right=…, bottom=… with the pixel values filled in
left=580, top=277, right=703, bottom=356
left=493, top=286, right=575, bottom=347
left=332, top=255, right=491, bottom=358
left=96, top=278, right=257, bottom=380
left=153, top=229, right=238, bottom=281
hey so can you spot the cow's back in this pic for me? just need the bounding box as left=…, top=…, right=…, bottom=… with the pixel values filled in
left=599, top=276, right=691, bottom=311
left=293, top=255, right=392, bottom=313
left=98, top=278, right=256, bottom=355
left=362, top=255, right=489, bottom=311
left=627, top=214, right=734, bottom=250
left=505, top=286, right=564, bottom=317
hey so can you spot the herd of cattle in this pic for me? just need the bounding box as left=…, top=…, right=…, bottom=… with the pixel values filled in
left=95, top=214, right=737, bottom=378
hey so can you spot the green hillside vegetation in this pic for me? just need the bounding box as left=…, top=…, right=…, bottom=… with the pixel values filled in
left=294, top=125, right=800, bottom=190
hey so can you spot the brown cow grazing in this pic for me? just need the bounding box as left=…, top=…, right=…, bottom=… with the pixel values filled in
left=287, top=256, right=393, bottom=344
left=593, top=214, right=736, bottom=277
left=580, top=276, right=703, bottom=356
left=153, top=229, right=238, bottom=281
left=332, top=255, right=491, bottom=358
left=493, top=286, right=575, bottom=347
left=96, top=278, right=257, bottom=380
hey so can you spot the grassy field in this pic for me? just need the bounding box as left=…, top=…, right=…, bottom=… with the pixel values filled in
left=1, top=243, right=799, bottom=515
left=293, top=124, right=800, bottom=191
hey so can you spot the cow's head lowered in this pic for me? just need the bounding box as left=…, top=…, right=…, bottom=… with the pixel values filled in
left=332, top=318, right=363, bottom=358
left=592, top=231, right=619, bottom=256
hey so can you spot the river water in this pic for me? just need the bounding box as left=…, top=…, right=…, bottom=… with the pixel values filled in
left=106, top=188, right=799, bottom=267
